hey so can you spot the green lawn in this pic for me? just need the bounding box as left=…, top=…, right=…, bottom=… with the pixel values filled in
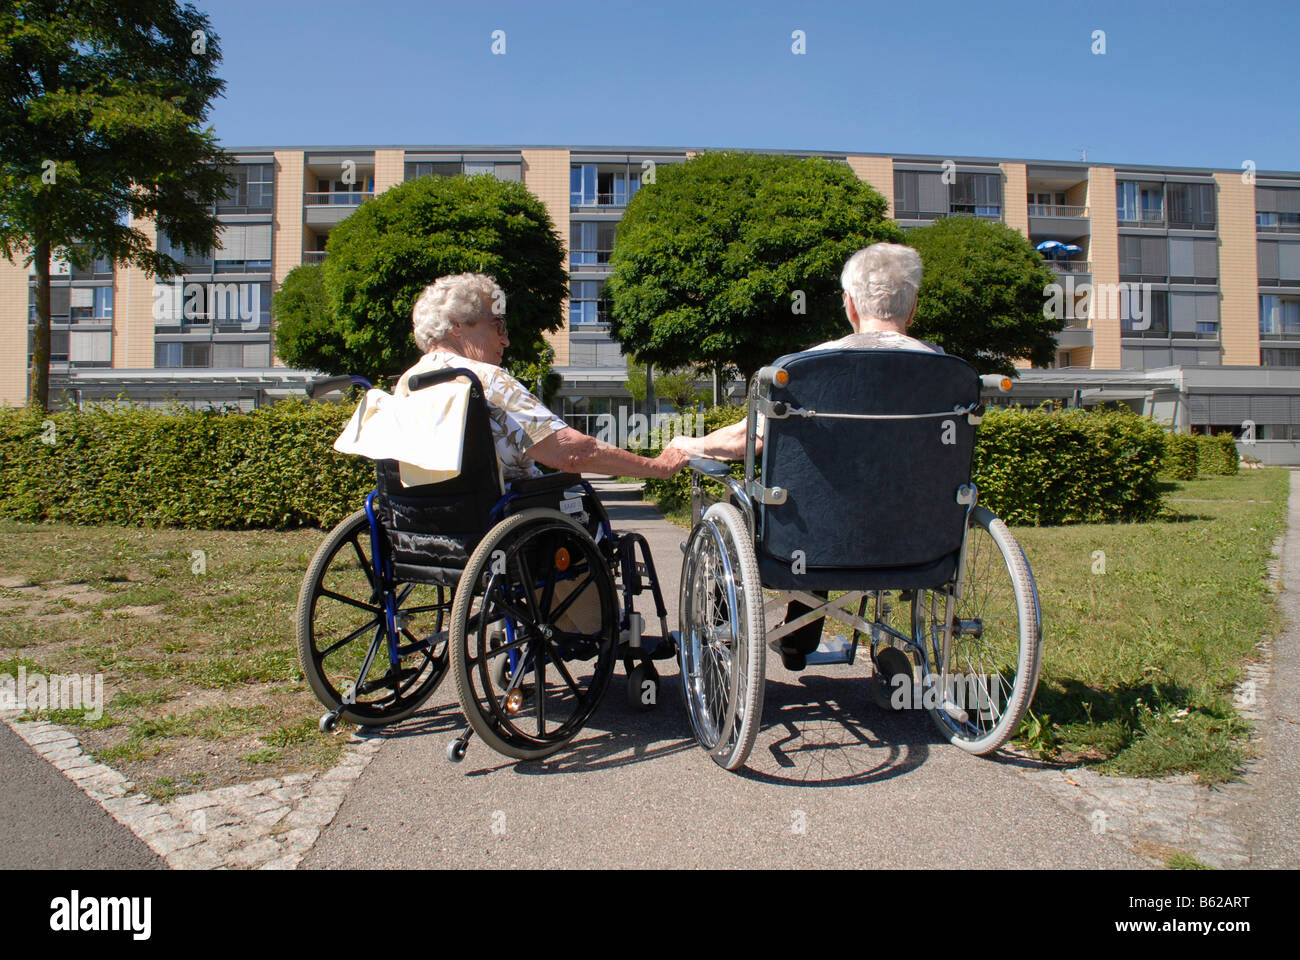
left=0, top=525, right=346, bottom=800
left=641, top=467, right=1288, bottom=783
left=0, top=467, right=1287, bottom=794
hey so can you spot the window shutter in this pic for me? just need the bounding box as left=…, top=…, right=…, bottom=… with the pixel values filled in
left=243, top=224, right=272, bottom=261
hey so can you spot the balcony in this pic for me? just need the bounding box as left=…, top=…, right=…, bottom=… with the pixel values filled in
left=1049, top=260, right=1092, bottom=275
left=1029, top=204, right=1091, bottom=241
left=1028, top=204, right=1088, bottom=218
left=304, top=191, right=373, bottom=228
left=303, top=250, right=327, bottom=264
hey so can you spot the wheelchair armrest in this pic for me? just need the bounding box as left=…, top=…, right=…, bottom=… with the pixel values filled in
left=688, top=458, right=731, bottom=477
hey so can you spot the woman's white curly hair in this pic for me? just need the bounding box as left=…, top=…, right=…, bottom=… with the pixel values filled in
left=840, top=243, right=923, bottom=323
left=412, top=273, right=504, bottom=351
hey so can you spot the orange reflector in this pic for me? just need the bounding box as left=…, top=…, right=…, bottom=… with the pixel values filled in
left=775, top=369, right=789, bottom=385
left=554, top=547, right=570, bottom=571
left=505, top=689, right=524, bottom=714
left=1000, top=378, right=1012, bottom=392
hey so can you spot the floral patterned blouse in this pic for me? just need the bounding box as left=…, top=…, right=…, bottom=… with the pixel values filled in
left=395, top=350, right=568, bottom=482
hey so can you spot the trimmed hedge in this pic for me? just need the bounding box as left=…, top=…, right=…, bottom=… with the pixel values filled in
left=0, top=401, right=371, bottom=530
left=971, top=406, right=1167, bottom=524
left=0, top=400, right=1174, bottom=530
left=1196, top=432, right=1240, bottom=477
left=1161, top=433, right=1199, bottom=481
left=648, top=404, right=1168, bottom=526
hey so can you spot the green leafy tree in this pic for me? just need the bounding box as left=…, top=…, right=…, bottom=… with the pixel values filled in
left=0, top=1, right=233, bottom=408
left=271, top=263, right=338, bottom=374
left=906, top=216, right=1063, bottom=375
left=606, top=151, right=901, bottom=383
left=275, top=174, right=567, bottom=383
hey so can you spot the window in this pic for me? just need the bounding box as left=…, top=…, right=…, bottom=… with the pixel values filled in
left=570, top=222, right=619, bottom=265
left=1120, top=289, right=1169, bottom=335
left=217, top=163, right=274, bottom=214
left=1258, top=240, right=1300, bottom=284
left=1118, top=181, right=1164, bottom=224
left=1166, top=182, right=1216, bottom=229
left=1168, top=237, right=1218, bottom=283
left=569, top=280, right=606, bottom=324
left=1256, top=187, right=1300, bottom=231
left=571, top=164, right=639, bottom=207
left=950, top=173, right=1002, bottom=218
left=1119, top=235, right=1170, bottom=280
left=158, top=231, right=213, bottom=272
left=214, top=224, right=272, bottom=273
left=1262, top=348, right=1300, bottom=367
left=1261, top=295, right=1300, bottom=338
left=1169, top=291, right=1219, bottom=338
left=894, top=170, right=949, bottom=219
left=155, top=342, right=211, bottom=367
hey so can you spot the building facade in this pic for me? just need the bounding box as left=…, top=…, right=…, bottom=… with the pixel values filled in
left=6, top=145, right=1300, bottom=460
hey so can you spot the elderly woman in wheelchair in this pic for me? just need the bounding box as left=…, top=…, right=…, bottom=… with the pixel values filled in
left=667, top=243, right=1042, bottom=770
left=297, top=274, right=687, bottom=762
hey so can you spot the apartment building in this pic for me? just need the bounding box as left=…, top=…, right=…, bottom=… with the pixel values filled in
left=5, top=145, right=1300, bottom=461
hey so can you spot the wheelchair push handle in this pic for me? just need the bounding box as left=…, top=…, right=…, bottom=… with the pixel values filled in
left=408, top=367, right=485, bottom=395
left=306, top=375, right=372, bottom=399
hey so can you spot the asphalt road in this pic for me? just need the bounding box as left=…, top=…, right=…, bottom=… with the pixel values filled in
left=306, top=482, right=1150, bottom=870
left=0, top=721, right=163, bottom=870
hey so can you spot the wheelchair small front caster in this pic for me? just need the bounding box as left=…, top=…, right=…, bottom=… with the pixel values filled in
left=627, top=662, right=659, bottom=712
left=447, top=728, right=473, bottom=763
left=319, top=712, right=340, bottom=733
left=871, top=646, right=915, bottom=711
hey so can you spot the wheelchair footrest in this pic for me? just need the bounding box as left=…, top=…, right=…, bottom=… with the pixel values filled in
left=804, top=634, right=855, bottom=667
left=617, top=632, right=678, bottom=661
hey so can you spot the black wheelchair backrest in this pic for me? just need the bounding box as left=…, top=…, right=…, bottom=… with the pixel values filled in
left=757, top=348, right=981, bottom=580
left=373, top=368, right=504, bottom=577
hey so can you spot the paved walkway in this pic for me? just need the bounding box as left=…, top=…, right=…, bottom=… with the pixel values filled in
left=3, top=476, right=1296, bottom=868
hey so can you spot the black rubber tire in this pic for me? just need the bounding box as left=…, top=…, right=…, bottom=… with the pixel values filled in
left=449, top=509, right=618, bottom=761
left=296, top=509, right=449, bottom=726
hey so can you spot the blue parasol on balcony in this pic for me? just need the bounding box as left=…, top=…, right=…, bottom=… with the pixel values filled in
left=1035, top=240, right=1066, bottom=257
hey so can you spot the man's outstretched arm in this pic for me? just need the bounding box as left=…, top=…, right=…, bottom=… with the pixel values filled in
left=666, top=417, right=761, bottom=461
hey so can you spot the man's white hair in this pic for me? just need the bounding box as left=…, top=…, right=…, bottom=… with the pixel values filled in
left=412, top=273, right=503, bottom=351
left=840, top=243, right=923, bottom=323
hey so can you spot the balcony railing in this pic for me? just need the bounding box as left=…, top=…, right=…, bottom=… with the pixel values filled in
left=1117, top=209, right=1166, bottom=226
left=1028, top=204, right=1089, bottom=218
left=1257, top=219, right=1300, bottom=234
left=304, top=191, right=373, bottom=207
left=570, top=193, right=631, bottom=209
left=1049, top=260, right=1092, bottom=274
left=303, top=250, right=327, bottom=264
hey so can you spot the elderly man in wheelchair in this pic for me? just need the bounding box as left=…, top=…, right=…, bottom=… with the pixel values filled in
left=665, top=243, right=1042, bottom=770
left=297, top=273, right=688, bottom=763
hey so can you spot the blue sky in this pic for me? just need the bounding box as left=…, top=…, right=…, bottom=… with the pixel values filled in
left=202, top=0, right=1298, bottom=170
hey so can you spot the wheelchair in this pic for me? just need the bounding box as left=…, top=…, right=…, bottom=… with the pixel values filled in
left=295, top=367, right=677, bottom=762
left=677, top=348, right=1042, bottom=770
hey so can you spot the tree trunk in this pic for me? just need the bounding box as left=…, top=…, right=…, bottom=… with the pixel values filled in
left=712, top=365, right=720, bottom=406
left=29, top=233, right=51, bottom=410
left=644, top=362, right=655, bottom=422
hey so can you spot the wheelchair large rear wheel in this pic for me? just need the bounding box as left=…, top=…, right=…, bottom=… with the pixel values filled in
left=679, top=502, right=765, bottom=770
left=297, top=509, right=450, bottom=726
left=912, top=506, right=1041, bottom=755
left=450, top=509, right=618, bottom=761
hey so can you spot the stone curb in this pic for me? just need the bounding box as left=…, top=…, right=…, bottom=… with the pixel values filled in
left=0, top=713, right=385, bottom=870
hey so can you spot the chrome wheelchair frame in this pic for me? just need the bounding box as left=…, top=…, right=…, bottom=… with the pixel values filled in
left=677, top=351, right=1043, bottom=771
